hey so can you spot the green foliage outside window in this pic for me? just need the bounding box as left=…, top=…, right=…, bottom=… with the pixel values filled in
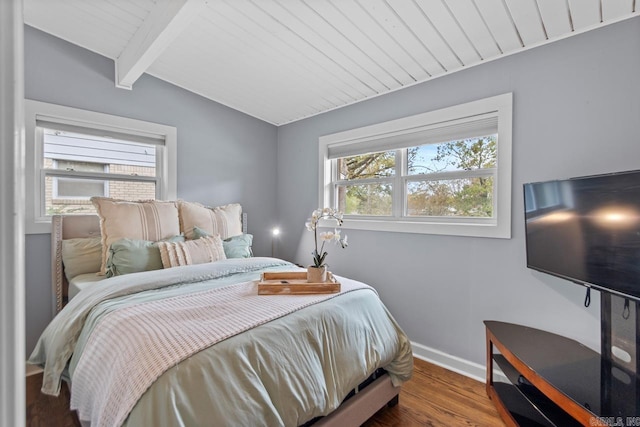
left=339, top=182, right=393, bottom=216
left=337, top=150, right=395, bottom=180
left=337, top=151, right=394, bottom=216
left=337, top=136, right=496, bottom=218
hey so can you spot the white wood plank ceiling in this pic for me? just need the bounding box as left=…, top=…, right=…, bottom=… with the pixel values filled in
left=24, top=0, right=639, bottom=125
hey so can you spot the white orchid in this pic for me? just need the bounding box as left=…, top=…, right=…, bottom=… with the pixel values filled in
left=308, top=208, right=348, bottom=268
left=320, top=230, right=336, bottom=241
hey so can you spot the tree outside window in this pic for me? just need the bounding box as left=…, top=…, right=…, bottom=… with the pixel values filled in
left=334, top=135, right=497, bottom=219
left=319, top=93, right=512, bottom=238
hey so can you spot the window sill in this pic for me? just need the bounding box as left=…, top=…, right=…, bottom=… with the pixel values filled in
left=340, top=217, right=511, bottom=239
left=26, top=217, right=54, bottom=235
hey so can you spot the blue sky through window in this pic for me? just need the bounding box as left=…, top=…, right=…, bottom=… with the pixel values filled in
left=408, top=135, right=496, bottom=175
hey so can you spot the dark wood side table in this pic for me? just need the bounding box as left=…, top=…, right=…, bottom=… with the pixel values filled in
left=485, top=321, right=613, bottom=427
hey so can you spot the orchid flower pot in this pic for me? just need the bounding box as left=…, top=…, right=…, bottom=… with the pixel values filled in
left=307, top=265, right=327, bottom=283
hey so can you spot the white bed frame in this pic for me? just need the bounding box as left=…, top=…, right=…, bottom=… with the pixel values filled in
left=50, top=214, right=401, bottom=426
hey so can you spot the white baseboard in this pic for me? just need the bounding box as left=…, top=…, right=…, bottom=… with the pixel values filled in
left=411, top=341, right=507, bottom=384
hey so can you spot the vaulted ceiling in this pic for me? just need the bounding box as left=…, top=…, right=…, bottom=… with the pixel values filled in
left=24, top=0, right=639, bottom=125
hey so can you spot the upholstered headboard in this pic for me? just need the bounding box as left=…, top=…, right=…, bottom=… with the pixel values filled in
left=51, top=211, right=248, bottom=314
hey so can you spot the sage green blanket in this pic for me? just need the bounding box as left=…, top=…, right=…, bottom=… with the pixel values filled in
left=29, top=258, right=413, bottom=426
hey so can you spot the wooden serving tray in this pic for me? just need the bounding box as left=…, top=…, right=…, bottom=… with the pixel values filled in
left=258, top=271, right=341, bottom=295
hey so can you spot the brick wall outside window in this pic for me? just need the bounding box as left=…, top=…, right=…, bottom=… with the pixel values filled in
left=45, top=159, right=156, bottom=215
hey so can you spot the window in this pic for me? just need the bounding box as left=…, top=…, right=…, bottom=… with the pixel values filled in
left=25, top=100, right=177, bottom=233
left=319, top=93, right=512, bottom=238
left=44, top=129, right=157, bottom=215
left=51, top=159, right=110, bottom=201
left=524, top=181, right=569, bottom=216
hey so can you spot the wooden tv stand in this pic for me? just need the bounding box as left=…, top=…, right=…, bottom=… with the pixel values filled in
left=484, top=321, right=639, bottom=427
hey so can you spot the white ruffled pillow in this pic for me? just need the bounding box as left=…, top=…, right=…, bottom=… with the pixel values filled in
left=157, top=235, right=226, bottom=268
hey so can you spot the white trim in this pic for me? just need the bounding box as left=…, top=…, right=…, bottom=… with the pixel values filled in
left=411, top=341, right=508, bottom=384
left=411, top=341, right=486, bottom=383
left=0, top=0, right=25, bottom=426
left=318, top=93, right=512, bottom=239
left=116, top=0, right=206, bottom=89
left=24, top=100, right=177, bottom=234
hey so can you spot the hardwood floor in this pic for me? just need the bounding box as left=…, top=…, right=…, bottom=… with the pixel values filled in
left=26, top=357, right=503, bottom=426
left=364, top=358, right=505, bottom=427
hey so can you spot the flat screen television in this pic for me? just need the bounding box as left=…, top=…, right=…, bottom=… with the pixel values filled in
left=524, top=170, right=640, bottom=302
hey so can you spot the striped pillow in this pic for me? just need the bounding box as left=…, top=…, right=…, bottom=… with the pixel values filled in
left=91, top=197, right=180, bottom=275
left=178, top=201, right=242, bottom=240
left=158, top=235, right=226, bottom=268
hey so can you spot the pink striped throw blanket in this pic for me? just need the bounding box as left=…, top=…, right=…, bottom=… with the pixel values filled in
left=70, top=277, right=371, bottom=427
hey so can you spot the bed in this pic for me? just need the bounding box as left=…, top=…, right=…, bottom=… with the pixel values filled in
left=29, top=204, right=413, bottom=427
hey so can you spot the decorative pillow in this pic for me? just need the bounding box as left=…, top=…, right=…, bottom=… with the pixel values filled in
left=178, top=201, right=242, bottom=240
left=193, top=226, right=253, bottom=258
left=61, top=237, right=103, bottom=281
left=223, top=234, right=254, bottom=258
left=158, top=235, right=226, bottom=268
left=91, top=197, right=180, bottom=275
left=105, top=235, right=185, bottom=278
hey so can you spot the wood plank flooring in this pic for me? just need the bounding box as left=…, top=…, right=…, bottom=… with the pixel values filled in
left=27, top=356, right=504, bottom=426
left=363, top=358, right=505, bottom=427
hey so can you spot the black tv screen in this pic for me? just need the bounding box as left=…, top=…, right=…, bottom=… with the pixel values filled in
left=524, top=170, right=640, bottom=302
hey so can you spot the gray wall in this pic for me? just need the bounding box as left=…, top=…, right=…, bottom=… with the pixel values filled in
left=24, top=26, right=278, bottom=353
left=277, top=18, right=640, bottom=366
left=25, top=18, right=640, bottom=367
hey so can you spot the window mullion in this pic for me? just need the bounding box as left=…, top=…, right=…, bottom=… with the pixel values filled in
left=44, top=169, right=158, bottom=183
left=332, top=159, right=338, bottom=209
left=333, top=177, right=394, bottom=186
left=155, top=144, right=164, bottom=200
left=393, top=149, right=404, bottom=218
left=406, top=168, right=495, bottom=182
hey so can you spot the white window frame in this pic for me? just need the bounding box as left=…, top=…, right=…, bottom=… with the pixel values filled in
left=25, top=100, right=177, bottom=234
left=318, top=93, right=513, bottom=239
